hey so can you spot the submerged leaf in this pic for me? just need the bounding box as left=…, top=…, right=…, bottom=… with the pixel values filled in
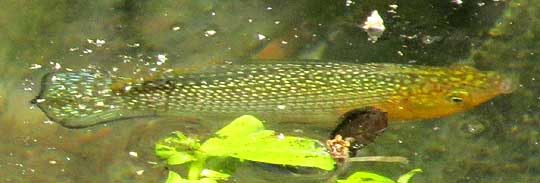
left=164, top=171, right=218, bottom=183
left=155, top=131, right=200, bottom=165
left=397, top=169, right=422, bottom=183
left=200, top=169, right=230, bottom=180
left=201, top=115, right=335, bottom=170
left=165, top=171, right=183, bottom=183
left=337, top=171, right=395, bottom=183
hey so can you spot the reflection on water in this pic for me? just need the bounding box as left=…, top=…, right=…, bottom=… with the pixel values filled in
left=0, top=0, right=539, bottom=182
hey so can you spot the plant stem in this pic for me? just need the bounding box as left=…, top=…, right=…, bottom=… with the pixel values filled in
left=188, top=154, right=207, bottom=180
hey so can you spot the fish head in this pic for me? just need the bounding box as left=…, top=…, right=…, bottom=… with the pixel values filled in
left=381, top=65, right=517, bottom=121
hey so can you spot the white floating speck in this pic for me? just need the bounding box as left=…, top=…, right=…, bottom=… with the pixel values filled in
left=49, top=160, right=57, bottom=165
left=257, top=33, right=266, bottom=40
left=157, top=54, right=168, bottom=65
left=135, top=170, right=144, bottom=175
left=127, top=43, right=140, bottom=47
left=95, top=101, right=105, bottom=107
left=277, top=105, right=286, bottom=109
left=172, top=26, right=180, bottom=31
left=211, top=12, right=216, bottom=16
left=83, top=49, right=93, bottom=54
left=53, top=63, right=62, bottom=70
left=277, top=133, right=285, bottom=140
left=204, top=30, right=217, bottom=37
left=78, top=104, right=87, bottom=110
left=281, top=40, right=288, bottom=45
left=248, top=18, right=253, bottom=23
left=129, top=151, right=138, bottom=157
left=87, top=39, right=106, bottom=47
left=266, top=6, right=272, bottom=10
left=124, top=86, right=132, bottom=91
left=69, top=47, right=79, bottom=51
left=389, top=4, right=398, bottom=9
left=274, top=21, right=280, bottom=24
left=29, top=64, right=42, bottom=70
left=95, top=39, right=106, bottom=47
left=362, top=10, right=386, bottom=43
left=452, top=0, right=463, bottom=5
left=35, top=99, right=46, bottom=103
left=346, top=0, right=354, bottom=6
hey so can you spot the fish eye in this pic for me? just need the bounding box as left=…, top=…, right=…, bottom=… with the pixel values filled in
left=447, top=90, right=470, bottom=104
left=450, top=96, right=464, bottom=103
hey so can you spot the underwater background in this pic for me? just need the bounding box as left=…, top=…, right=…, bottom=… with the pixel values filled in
left=0, top=0, right=539, bottom=182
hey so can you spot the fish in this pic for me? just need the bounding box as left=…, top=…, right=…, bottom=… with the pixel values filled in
left=32, top=61, right=516, bottom=128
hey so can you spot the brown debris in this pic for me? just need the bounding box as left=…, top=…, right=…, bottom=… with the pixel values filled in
left=330, top=107, right=388, bottom=156
left=326, top=134, right=351, bottom=160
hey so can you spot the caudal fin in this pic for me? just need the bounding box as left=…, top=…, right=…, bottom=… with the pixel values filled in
left=33, top=72, right=155, bottom=128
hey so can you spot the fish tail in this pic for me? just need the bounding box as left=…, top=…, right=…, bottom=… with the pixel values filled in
left=33, top=72, right=155, bottom=128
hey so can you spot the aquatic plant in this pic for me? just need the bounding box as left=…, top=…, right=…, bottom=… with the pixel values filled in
left=155, top=115, right=421, bottom=183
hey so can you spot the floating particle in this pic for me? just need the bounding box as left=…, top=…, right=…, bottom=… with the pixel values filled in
left=362, top=10, right=386, bottom=43
left=87, top=39, right=106, bottom=47
left=281, top=40, right=288, bottom=45
left=204, top=30, right=217, bottom=37
left=345, top=0, right=355, bottom=7
left=95, top=101, right=105, bottom=107
left=83, top=49, right=93, bottom=54
left=421, top=35, right=442, bottom=44
left=172, top=26, right=180, bottom=31
left=277, top=133, right=285, bottom=140
left=135, top=170, right=144, bottom=175
left=257, top=33, right=266, bottom=40
left=452, top=0, right=463, bottom=5
left=157, top=54, right=168, bottom=65
left=127, top=43, right=140, bottom=47
left=388, top=4, right=398, bottom=13
left=29, top=64, right=42, bottom=70
left=95, top=39, right=106, bottom=47
left=277, top=105, right=286, bottom=109
left=53, top=62, right=62, bottom=70
left=129, top=151, right=138, bottom=157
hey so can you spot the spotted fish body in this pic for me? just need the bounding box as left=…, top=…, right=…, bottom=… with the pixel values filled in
left=34, top=62, right=515, bottom=128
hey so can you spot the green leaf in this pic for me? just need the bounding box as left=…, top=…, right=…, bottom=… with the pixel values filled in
left=200, top=115, right=335, bottom=170
left=164, top=171, right=219, bottom=183
left=214, top=115, right=265, bottom=138
left=155, top=131, right=200, bottom=165
left=166, top=152, right=197, bottom=165
left=200, top=169, right=230, bottom=180
left=164, top=171, right=183, bottom=183
left=337, top=171, right=396, bottom=183
left=397, top=169, right=423, bottom=183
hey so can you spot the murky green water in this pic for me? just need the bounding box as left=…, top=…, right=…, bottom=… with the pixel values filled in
left=1, top=0, right=539, bottom=182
